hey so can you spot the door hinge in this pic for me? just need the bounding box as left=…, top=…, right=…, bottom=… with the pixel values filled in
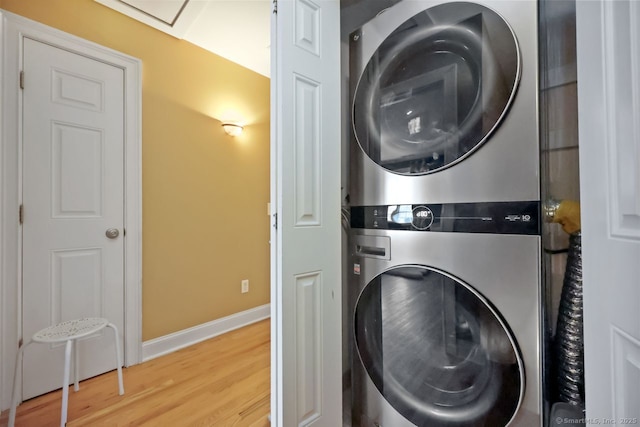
left=19, top=204, right=23, bottom=224
left=18, top=338, right=23, bottom=348
left=19, top=70, right=24, bottom=90
left=272, top=0, right=277, bottom=14
left=272, top=213, right=278, bottom=229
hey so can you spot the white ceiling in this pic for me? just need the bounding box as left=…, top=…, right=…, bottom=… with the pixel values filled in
left=95, top=0, right=272, bottom=77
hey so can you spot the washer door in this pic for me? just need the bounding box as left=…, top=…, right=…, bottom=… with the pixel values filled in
left=354, top=266, right=524, bottom=426
left=353, top=2, right=520, bottom=175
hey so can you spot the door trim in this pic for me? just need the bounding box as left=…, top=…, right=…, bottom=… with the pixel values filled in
left=0, top=9, right=142, bottom=410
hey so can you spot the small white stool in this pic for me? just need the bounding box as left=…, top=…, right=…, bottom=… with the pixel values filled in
left=9, top=318, right=124, bottom=427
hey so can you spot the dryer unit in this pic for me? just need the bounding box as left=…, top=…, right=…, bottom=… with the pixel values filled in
left=347, top=205, right=542, bottom=426
left=348, top=0, right=539, bottom=206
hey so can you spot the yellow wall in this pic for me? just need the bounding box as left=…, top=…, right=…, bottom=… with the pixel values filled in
left=1, top=0, right=271, bottom=340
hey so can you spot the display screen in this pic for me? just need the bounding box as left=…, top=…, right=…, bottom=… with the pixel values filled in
left=351, top=201, right=541, bottom=235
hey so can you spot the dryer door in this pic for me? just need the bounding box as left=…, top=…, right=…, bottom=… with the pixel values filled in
left=354, top=265, right=524, bottom=426
left=352, top=2, right=520, bottom=175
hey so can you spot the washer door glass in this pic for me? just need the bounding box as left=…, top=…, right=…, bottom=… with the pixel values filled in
left=352, top=2, right=520, bottom=175
left=354, top=266, right=523, bottom=426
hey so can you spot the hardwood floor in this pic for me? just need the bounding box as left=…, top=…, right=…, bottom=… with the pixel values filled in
left=0, top=319, right=270, bottom=427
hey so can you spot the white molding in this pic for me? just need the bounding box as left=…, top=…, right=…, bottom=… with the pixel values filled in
left=603, top=0, right=640, bottom=239
left=611, top=326, right=640, bottom=422
left=0, top=9, right=142, bottom=410
left=142, top=304, right=271, bottom=362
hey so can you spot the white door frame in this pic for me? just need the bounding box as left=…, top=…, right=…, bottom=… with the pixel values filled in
left=0, top=10, right=142, bottom=410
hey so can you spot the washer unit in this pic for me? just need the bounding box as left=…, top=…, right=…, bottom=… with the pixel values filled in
left=348, top=207, right=542, bottom=426
left=348, top=0, right=539, bottom=206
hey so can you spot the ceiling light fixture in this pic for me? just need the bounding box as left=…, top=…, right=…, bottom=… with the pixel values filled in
left=222, top=123, right=243, bottom=137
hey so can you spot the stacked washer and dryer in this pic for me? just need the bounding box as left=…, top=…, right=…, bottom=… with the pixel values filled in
left=345, top=1, right=542, bottom=426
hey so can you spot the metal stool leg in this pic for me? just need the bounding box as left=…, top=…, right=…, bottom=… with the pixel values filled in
left=60, top=339, right=73, bottom=427
left=106, top=323, right=124, bottom=395
left=9, top=340, right=33, bottom=427
left=74, top=338, right=80, bottom=392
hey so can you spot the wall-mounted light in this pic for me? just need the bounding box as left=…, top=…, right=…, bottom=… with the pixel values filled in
left=222, top=123, right=243, bottom=137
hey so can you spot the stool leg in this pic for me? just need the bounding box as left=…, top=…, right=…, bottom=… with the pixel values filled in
left=9, top=340, right=32, bottom=427
left=107, top=323, right=124, bottom=395
left=60, top=340, right=73, bottom=427
left=74, top=338, right=80, bottom=392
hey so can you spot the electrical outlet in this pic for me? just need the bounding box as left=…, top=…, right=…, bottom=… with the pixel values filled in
left=241, top=279, right=249, bottom=293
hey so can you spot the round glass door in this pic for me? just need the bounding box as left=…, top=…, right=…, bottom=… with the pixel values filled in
left=352, top=2, right=520, bottom=175
left=354, top=266, right=523, bottom=426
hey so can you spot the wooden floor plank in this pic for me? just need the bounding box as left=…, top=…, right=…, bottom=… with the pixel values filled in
left=0, top=319, right=270, bottom=427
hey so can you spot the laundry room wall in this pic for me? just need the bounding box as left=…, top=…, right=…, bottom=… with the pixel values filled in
left=0, top=0, right=271, bottom=341
left=539, top=0, right=581, bottom=414
left=539, top=0, right=580, bottom=337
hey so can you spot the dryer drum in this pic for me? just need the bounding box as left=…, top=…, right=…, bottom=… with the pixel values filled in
left=354, top=266, right=524, bottom=426
left=352, top=2, right=521, bottom=175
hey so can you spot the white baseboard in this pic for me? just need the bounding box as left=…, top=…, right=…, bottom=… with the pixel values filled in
left=142, top=304, right=270, bottom=362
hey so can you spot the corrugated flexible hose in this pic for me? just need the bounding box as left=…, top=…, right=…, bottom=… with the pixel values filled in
left=555, top=232, right=584, bottom=405
left=546, top=199, right=584, bottom=406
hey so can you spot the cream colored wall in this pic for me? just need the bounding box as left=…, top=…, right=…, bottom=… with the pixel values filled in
left=0, top=0, right=271, bottom=340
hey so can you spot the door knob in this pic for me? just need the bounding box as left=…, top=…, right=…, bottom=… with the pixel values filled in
left=105, top=228, right=120, bottom=239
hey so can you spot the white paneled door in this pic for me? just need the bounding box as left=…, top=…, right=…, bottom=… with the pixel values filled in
left=21, top=37, right=125, bottom=400
left=577, top=0, right=640, bottom=423
left=271, top=0, right=342, bottom=425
